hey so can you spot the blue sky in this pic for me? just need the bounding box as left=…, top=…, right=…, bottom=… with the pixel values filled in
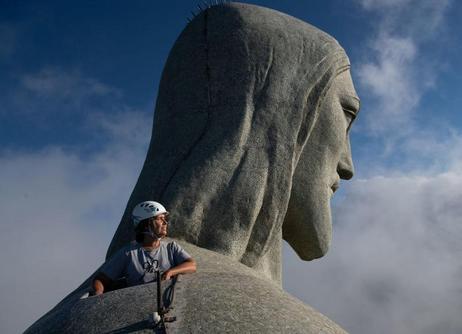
left=1, top=1, right=461, bottom=333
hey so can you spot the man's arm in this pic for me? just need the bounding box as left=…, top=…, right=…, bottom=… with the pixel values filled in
left=162, top=258, right=197, bottom=281
left=91, top=246, right=128, bottom=295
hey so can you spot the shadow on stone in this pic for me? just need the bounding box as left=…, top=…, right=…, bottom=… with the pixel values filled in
left=103, top=319, right=155, bottom=334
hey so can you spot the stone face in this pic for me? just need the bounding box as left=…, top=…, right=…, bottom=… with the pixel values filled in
left=108, top=2, right=359, bottom=283
left=25, top=241, right=347, bottom=334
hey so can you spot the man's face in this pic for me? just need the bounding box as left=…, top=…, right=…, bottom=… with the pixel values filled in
left=152, top=213, right=169, bottom=238
left=283, top=69, right=360, bottom=260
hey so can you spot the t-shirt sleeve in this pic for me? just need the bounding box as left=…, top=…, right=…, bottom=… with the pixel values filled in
left=98, top=246, right=128, bottom=281
left=169, top=241, right=192, bottom=266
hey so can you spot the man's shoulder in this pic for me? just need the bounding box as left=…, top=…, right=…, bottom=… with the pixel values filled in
left=162, top=239, right=192, bottom=260
left=161, top=239, right=183, bottom=250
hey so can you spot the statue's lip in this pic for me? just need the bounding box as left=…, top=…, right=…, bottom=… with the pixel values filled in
left=331, top=181, right=340, bottom=193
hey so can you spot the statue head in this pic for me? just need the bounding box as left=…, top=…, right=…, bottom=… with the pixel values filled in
left=107, top=3, right=360, bottom=281
left=283, top=70, right=359, bottom=260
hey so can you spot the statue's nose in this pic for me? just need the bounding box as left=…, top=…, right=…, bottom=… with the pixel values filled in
left=337, top=139, right=354, bottom=180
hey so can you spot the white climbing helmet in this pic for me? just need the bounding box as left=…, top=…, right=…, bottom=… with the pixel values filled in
left=132, top=201, right=169, bottom=228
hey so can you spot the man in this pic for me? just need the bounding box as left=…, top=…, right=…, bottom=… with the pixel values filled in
left=92, top=201, right=196, bottom=295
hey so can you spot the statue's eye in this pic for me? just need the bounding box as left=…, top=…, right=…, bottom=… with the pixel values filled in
left=342, top=107, right=356, bottom=132
left=340, top=95, right=360, bottom=132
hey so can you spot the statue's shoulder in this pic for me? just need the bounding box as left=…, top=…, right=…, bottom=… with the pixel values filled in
left=169, top=243, right=347, bottom=334
left=25, top=242, right=347, bottom=334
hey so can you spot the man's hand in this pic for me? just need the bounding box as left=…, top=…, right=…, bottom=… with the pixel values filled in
left=92, top=273, right=113, bottom=295
left=161, top=270, right=175, bottom=281
left=161, top=258, right=196, bottom=281
left=93, top=288, right=104, bottom=296
left=92, top=278, right=105, bottom=295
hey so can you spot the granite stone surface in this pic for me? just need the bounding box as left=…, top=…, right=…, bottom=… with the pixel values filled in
left=25, top=241, right=347, bottom=333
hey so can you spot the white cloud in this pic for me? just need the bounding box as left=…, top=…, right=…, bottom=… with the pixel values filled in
left=356, top=0, right=450, bottom=36
left=283, top=167, right=462, bottom=334
left=0, top=63, right=153, bottom=333
left=358, top=35, right=418, bottom=132
left=357, top=0, right=412, bottom=10
left=285, top=2, right=459, bottom=329
left=355, top=0, right=451, bottom=136
left=20, top=67, right=120, bottom=102
left=398, top=129, right=462, bottom=173
left=2, top=67, right=123, bottom=121
left=0, top=110, right=150, bottom=334
left=87, top=109, right=152, bottom=148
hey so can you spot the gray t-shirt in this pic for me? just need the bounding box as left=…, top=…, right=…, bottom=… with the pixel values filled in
left=99, top=240, right=191, bottom=287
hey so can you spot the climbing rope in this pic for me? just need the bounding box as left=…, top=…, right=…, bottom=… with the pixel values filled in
left=150, top=271, right=177, bottom=333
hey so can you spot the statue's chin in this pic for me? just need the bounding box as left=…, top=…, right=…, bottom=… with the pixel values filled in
left=283, top=227, right=331, bottom=260
left=282, top=198, right=333, bottom=261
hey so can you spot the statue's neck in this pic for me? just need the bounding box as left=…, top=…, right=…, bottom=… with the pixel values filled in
left=245, top=235, right=282, bottom=286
